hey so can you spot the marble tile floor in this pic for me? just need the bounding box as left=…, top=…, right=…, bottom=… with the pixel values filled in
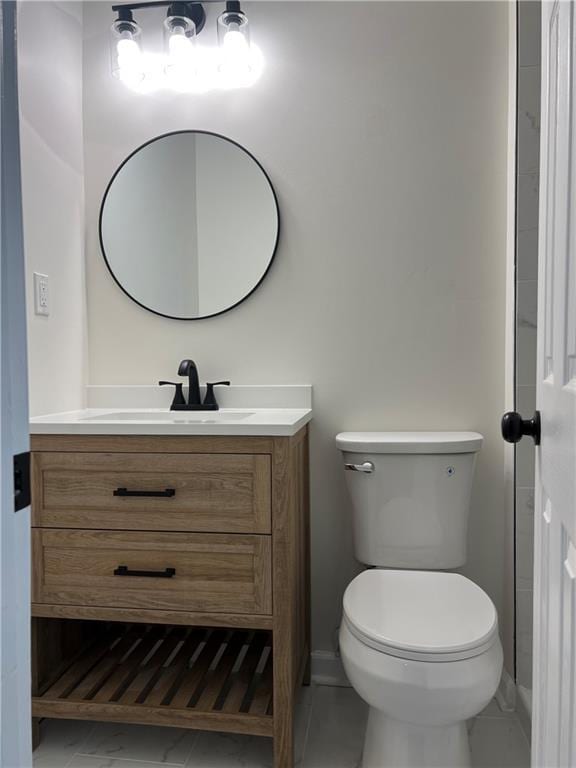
left=32, top=685, right=530, bottom=768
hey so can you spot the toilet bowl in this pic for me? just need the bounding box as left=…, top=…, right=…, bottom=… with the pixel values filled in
left=339, top=569, right=503, bottom=768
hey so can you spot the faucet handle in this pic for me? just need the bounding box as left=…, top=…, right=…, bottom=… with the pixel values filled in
left=203, top=381, right=231, bottom=410
left=159, top=381, right=186, bottom=409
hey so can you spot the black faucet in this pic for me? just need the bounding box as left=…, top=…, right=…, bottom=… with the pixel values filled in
left=159, top=359, right=230, bottom=411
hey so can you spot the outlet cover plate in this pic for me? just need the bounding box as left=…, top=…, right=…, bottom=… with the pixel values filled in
left=33, top=272, right=49, bottom=316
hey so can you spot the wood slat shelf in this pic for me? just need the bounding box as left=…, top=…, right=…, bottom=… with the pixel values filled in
left=32, top=623, right=274, bottom=737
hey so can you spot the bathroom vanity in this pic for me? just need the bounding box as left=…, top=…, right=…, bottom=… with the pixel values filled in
left=30, top=398, right=311, bottom=768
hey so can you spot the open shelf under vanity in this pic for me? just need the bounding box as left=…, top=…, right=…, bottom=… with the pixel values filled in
left=33, top=621, right=274, bottom=736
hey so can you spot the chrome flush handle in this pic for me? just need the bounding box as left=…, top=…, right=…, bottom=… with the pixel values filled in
left=344, top=461, right=375, bottom=473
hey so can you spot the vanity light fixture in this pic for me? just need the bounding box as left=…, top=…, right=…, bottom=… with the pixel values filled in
left=110, top=0, right=263, bottom=93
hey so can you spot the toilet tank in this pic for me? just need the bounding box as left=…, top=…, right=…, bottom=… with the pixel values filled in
left=336, top=432, right=483, bottom=569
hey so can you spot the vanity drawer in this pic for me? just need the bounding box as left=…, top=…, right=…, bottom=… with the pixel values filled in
left=32, top=529, right=272, bottom=615
left=32, top=452, right=271, bottom=534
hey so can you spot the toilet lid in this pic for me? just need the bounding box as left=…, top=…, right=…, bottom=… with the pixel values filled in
left=343, top=570, right=498, bottom=661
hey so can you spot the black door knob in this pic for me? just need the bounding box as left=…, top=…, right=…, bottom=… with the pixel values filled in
left=501, top=411, right=541, bottom=445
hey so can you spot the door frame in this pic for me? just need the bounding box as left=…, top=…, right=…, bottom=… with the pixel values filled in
left=0, top=1, right=32, bottom=765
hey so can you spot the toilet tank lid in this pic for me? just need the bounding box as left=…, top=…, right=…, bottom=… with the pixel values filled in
left=335, top=431, right=483, bottom=454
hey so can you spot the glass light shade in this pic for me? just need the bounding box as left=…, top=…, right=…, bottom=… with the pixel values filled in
left=217, top=8, right=251, bottom=81
left=164, top=13, right=197, bottom=89
left=110, top=18, right=144, bottom=88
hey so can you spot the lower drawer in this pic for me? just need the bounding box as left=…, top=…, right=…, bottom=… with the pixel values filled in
left=32, top=529, right=272, bottom=615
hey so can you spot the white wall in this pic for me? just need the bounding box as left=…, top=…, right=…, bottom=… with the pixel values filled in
left=83, top=1, right=511, bottom=658
left=19, top=0, right=86, bottom=417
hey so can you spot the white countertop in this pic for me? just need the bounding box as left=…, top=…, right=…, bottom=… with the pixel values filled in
left=29, top=407, right=313, bottom=437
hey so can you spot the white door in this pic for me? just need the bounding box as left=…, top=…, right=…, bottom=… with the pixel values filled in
left=0, top=1, right=32, bottom=766
left=532, top=1, right=576, bottom=765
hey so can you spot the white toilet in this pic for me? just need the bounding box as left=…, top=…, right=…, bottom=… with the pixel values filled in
left=336, top=431, right=503, bottom=768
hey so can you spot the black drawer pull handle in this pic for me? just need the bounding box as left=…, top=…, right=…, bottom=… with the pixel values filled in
left=113, top=488, right=176, bottom=498
left=113, top=565, right=176, bottom=578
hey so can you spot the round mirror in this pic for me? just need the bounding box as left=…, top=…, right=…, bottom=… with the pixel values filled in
left=99, top=131, right=279, bottom=320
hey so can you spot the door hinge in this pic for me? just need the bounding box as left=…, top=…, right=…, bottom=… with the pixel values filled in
left=13, top=451, right=30, bottom=512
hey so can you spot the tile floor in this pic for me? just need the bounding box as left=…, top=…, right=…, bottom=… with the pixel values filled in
left=32, top=685, right=530, bottom=768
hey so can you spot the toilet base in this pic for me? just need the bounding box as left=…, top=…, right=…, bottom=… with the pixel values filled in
left=362, top=708, right=471, bottom=768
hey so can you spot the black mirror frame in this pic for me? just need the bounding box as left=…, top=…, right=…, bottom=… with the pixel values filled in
left=98, top=130, right=281, bottom=321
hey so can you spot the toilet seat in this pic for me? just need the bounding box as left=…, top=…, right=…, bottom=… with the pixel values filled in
left=343, top=570, right=498, bottom=663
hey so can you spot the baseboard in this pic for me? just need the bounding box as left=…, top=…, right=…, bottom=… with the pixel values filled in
left=310, top=651, right=350, bottom=687
left=516, top=685, right=532, bottom=743
left=495, top=667, right=517, bottom=712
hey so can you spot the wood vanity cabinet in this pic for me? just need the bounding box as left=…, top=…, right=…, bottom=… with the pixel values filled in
left=30, top=429, right=310, bottom=768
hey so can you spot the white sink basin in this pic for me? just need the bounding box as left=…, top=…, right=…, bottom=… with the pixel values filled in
left=29, top=392, right=312, bottom=436
left=80, top=410, right=254, bottom=423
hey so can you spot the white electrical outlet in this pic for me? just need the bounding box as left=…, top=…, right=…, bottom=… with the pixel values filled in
left=33, top=272, right=49, bottom=316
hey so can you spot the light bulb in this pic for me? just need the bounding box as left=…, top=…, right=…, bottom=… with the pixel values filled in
left=222, top=28, right=250, bottom=66
left=117, top=35, right=143, bottom=87
left=117, top=36, right=140, bottom=63
left=169, top=31, right=193, bottom=58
